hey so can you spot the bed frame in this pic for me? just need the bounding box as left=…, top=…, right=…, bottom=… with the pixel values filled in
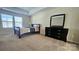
left=14, top=24, right=40, bottom=38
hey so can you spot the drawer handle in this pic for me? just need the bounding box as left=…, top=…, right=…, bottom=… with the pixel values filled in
left=57, top=33, right=60, bottom=35
left=48, top=31, right=51, bottom=33
left=57, top=36, right=60, bottom=38
left=48, top=34, right=51, bottom=35
left=58, top=30, right=61, bottom=31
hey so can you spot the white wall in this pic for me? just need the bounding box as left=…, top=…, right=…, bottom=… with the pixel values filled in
left=31, top=7, right=79, bottom=44
left=22, top=16, right=31, bottom=27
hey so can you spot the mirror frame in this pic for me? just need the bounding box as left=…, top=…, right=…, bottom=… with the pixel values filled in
left=50, top=14, right=65, bottom=28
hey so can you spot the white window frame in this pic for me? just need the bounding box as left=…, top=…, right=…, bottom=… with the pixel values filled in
left=14, top=16, right=23, bottom=28
left=1, top=14, right=13, bottom=28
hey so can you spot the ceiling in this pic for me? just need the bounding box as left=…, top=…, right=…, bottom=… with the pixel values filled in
left=1, top=7, right=46, bottom=16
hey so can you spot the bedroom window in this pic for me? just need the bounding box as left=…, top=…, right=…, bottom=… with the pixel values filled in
left=14, top=16, right=22, bottom=28
left=1, top=14, right=13, bottom=28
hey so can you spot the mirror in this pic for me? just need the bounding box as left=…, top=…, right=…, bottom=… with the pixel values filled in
left=50, top=14, right=65, bottom=28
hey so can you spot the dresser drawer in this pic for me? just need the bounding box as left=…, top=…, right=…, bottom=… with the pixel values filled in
left=51, top=31, right=62, bottom=35
left=47, top=33, right=51, bottom=36
left=57, top=33, right=61, bottom=35
left=57, top=30, right=62, bottom=32
left=47, top=31, right=51, bottom=33
left=45, top=27, right=68, bottom=42
left=46, top=27, right=51, bottom=30
left=46, top=28, right=50, bottom=31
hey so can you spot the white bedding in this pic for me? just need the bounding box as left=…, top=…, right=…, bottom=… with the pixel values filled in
left=33, top=25, right=39, bottom=31
left=20, top=28, right=30, bottom=34
left=34, top=27, right=39, bottom=31
left=18, top=25, right=39, bottom=35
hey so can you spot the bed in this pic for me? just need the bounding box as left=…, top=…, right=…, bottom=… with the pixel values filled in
left=14, top=24, right=40, bottom=38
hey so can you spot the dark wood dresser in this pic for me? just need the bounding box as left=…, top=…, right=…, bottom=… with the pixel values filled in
left=45, top=26, right=68, bottom=42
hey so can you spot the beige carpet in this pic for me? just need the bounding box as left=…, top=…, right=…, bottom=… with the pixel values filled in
left=0, top=33, right=79, bottom=51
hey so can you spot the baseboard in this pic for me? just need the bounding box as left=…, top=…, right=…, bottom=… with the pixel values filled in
left=67, top=41, right=79, bottom=45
